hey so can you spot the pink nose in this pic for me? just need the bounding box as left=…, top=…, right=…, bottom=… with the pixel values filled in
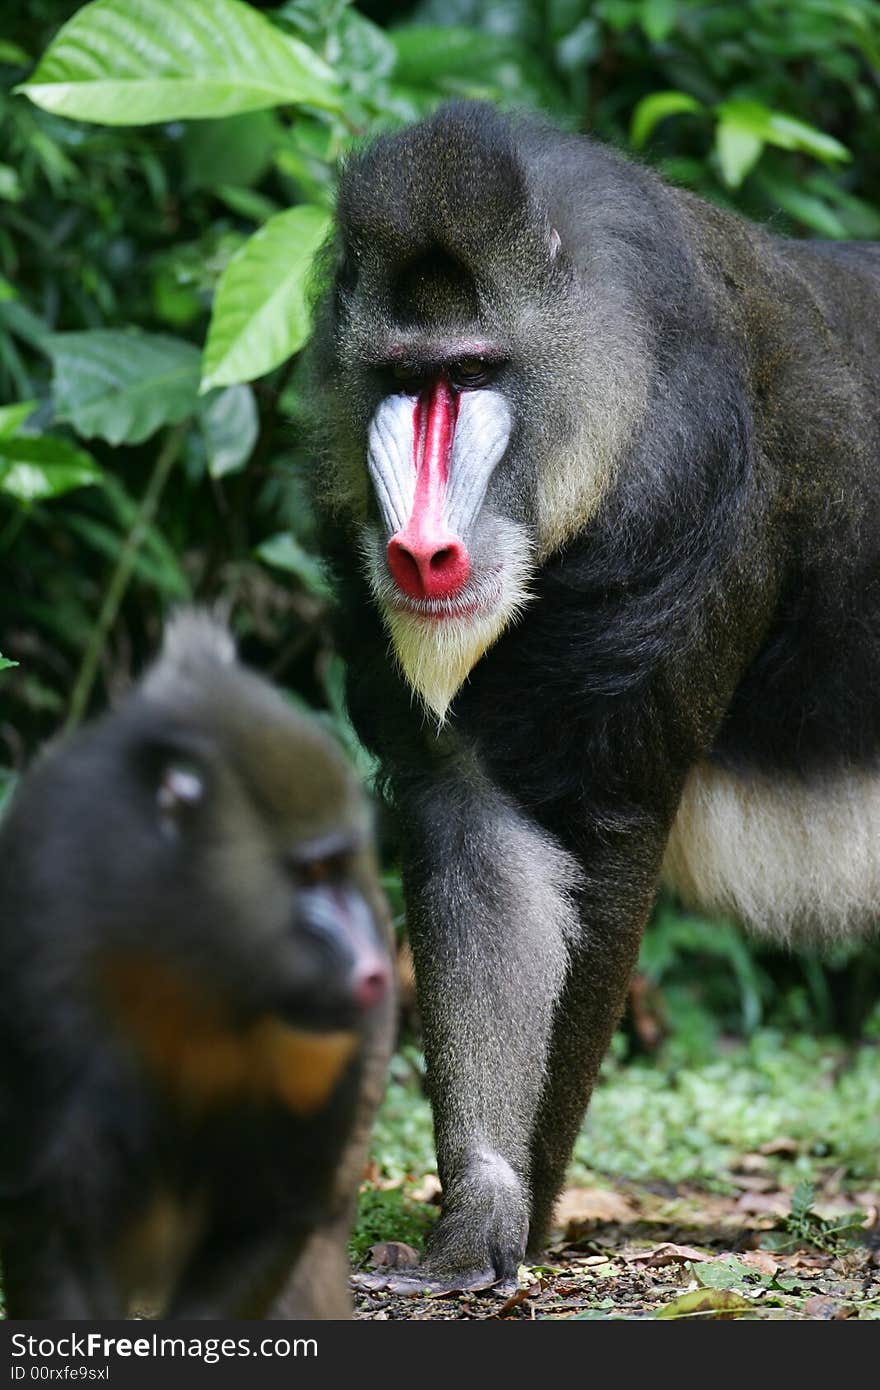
left=387, top=534, right=470, bottom=601
left=352, top=956, right=390, bottom=1010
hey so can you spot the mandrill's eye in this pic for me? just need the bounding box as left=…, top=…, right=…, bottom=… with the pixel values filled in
left=290, top=851, right=350, bottom=888
left=390, top=363, right=424, bottom=394
left=450, top=358, right=494, bottom=389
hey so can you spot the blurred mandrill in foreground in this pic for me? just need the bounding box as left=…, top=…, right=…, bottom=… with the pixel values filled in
left=0, top=612, right=393, bottom=1319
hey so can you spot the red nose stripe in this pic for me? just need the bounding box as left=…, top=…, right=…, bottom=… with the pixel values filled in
left=414, top=377, right=458, bottom=486
left=386, top=379, right=470, bottom=602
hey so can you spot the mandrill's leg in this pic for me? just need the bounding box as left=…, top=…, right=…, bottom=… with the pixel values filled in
left=525, top=841, right=661, bottom=1253
left=356, top=769, right=581, bottom=1296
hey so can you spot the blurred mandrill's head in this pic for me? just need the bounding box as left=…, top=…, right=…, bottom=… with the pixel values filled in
left=4, top=610, right=391, bottom=1112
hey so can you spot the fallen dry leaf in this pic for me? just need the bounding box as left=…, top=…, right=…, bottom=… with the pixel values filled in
left=802, top=1295, right=856, bottom=1319
left=736, top=1191, right=789, bottom=1216
left=622, top=1242, right=712, bottom=1267
left=778, top=1251, right=833, bottom=1271
left=361, top=1160, right=403, bottom=1192
left=735, top=1153, right=772, bottom=1174
left=740, top=1250, right=779, bottom=1276
left=409, top=1173, right=442, bottom=1204
left=731, top=1173, right=778, bottom=1193
left=556, top=1186, right=638, bottom=1227
left=496, top=1282, right=542, bottom=1317
left=758, top=1137, right=799, bottom=1156
left=368, top=1241, right=421, bottom=1271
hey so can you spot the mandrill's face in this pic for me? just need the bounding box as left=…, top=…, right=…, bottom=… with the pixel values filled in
left=358, top=350, right=534, bottom=722
left=314, top=117, right=651, bottom=721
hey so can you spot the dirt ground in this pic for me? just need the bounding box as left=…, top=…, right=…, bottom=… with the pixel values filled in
left=353, top=1173, right=880, bottom=1320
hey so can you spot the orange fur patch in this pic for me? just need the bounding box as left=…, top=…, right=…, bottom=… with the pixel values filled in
left=98, top=956, right=358, bottom=1115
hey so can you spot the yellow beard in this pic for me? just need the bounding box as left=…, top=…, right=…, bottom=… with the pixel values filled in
left=363, top=519, right=533, bottom=723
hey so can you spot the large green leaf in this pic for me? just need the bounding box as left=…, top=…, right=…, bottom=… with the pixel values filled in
left=18, top=0, right=341, bottom=125
left=640, top=0, right=677, bottom=45
left=630, top=89, right=703, bottom=149
left=0, top=401, right=38, bottom=438
left=715, top=121, right=764, bottom=189
left=48, top=329, right=201, bottom=445
left=201, top=204, right=331, bottom=391
left=199, top=385, right=258, bottom=478
left=182, top=110, right=282, bottom=192
left=390, top=25, right=514, bottom=82
left=754, top=174, right=848, bottom=239
left=714, top=101, right=850, bottom=188
left=0, top=435, right=103, bottom=502
left=256, top=531, right=331, bottom=598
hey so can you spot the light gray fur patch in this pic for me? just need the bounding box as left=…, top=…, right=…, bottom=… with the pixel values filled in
left=367, top=388, right=512, bottom=542
left=663, top=761, right=880, bottom=945
left=445, top=389, right=512, bottom=537
left=473, top=1149, right=521, bottom=1192
left=366, top=393, right=417, bottom=535
left=142, top=607, right=236, bottom=702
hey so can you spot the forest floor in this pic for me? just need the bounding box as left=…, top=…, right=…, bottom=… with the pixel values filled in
left=351, top=1032, right=880, bottom=1320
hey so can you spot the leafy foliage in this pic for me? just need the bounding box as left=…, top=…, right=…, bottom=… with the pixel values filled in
left=48, top=328, right=201, bottom=443
left=19, top=0, right=341, bottom=122
left=201, top=204, right=331, bottom=389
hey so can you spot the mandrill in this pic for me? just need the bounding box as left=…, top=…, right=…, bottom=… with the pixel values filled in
left=305, top=100, right=880, bottom=1293
left=0, top=611, right=393, bottom=1318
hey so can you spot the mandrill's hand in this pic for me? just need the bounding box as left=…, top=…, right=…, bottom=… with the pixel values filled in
left=353, top=1149, right=529, bottom=1296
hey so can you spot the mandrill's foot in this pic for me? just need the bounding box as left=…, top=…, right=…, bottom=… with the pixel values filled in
left=353, top=1150, right=529, bottom=1297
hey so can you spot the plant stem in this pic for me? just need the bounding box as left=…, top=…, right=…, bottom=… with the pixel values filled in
left=65, top=422, right=188, bottom=732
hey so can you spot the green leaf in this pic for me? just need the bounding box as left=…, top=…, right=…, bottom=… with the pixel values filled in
left=630, top=90, right=703, bottom=148
left=101, top=477, right=192, bottom=597
left=714, top=102, right=849, bottom=188
left=322, top=652, right=379, bottom=783
left=18, top=0, right=341, bottom=125
left=0, top=275, right=16, bottom=303
left=64, top=511, right=190, bottom=597
left=0, top=164, right=23, bottom=202
left=201, top=204, right=331, bottom=391
left=199, top=384, right=258, bottom=478
left=0, top=655, right=18, bottom=671
left=0, top=39, right=31, bottom=66
left=804, top=174, right=880, bottom=238
left=601, top=0, right=642, bottom=32
left=390, top=26, right=514, bottom=83
left=694, top=1258, right=747, bottom=1290
left=334, top=10, right=397, bottom=92
left=48, top=329, right=201, bottom=445
left=656, top=1288, right=753, bottom=1318
left=640, top=0, right=677, bottom=44
left=214, top=185, right=280, bottom=224
left=755, top=175, right=848, bottom=238
left=791, top=1180, right=816, bottom=1222
left=0, top=401, right=38, bottom=438
left=0, top=771, right=19, bottom=822
left=255, top=531, right=331, bottom=598
left=182, top=110, right=282, bottom=192
left=0, top=298, right=52, bottom=349
left=0, top=435, right=103, bottom=502
left=715, top=120, right=764, bottom=188
left=764, top=113, right=850, bottom=164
